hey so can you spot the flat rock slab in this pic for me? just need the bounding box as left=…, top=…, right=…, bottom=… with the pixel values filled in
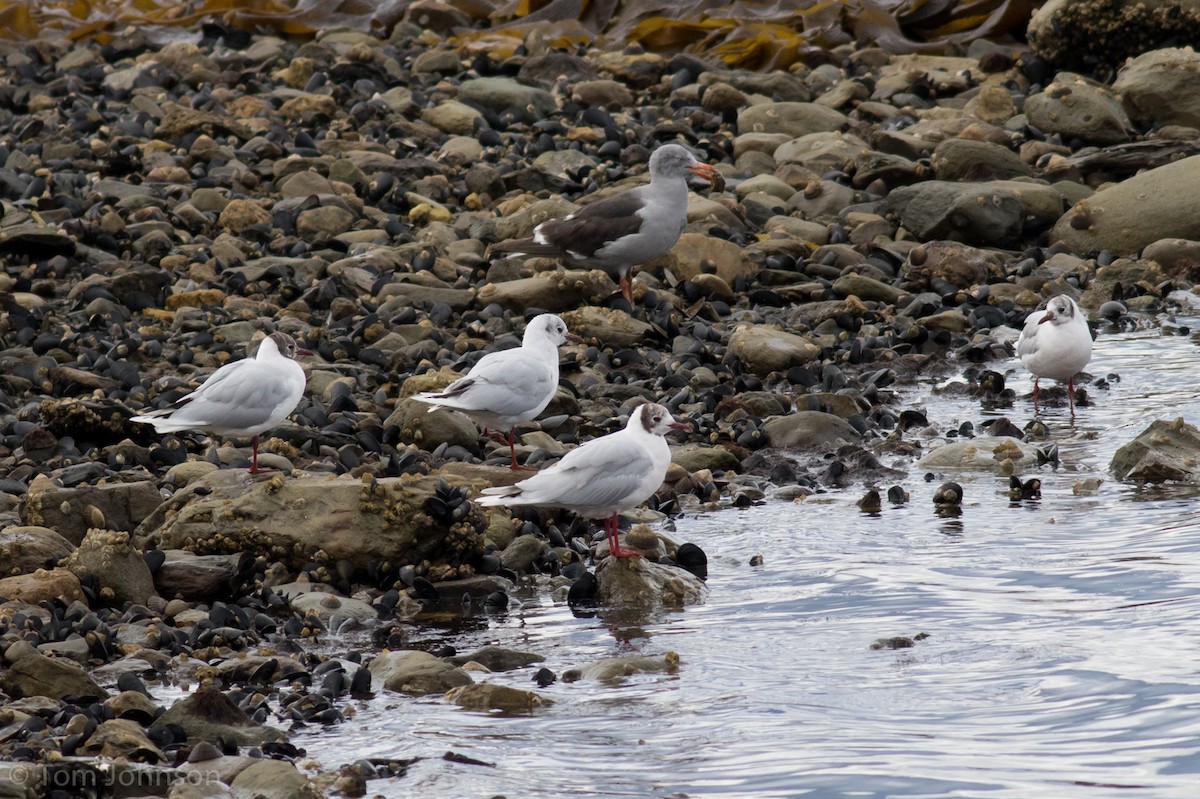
left=134, top=470, right=485, bottom=577
left=1111, top=417, right=1200, bottom=482
left=21, top=475, right=162, bottom=545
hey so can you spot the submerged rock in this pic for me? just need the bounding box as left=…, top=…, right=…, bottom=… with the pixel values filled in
left=444, top=683, right=552, bottom=712
left=595, top=553, right=706, bottom=607
left=151, top=685, right=286, bottom=746
left=368, top=650, right=473, bottom=695
left=917, top=437, right=1041, bottom=474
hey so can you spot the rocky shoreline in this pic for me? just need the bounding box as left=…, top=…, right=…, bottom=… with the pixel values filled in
left=4, top=1, right=1200, bottom=796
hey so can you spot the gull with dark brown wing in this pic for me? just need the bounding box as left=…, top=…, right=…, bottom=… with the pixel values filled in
left=489, top=143, right=722, bottom=302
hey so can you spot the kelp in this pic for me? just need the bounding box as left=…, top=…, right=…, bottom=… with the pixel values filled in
left=0, top=0, right=1036, bottom=61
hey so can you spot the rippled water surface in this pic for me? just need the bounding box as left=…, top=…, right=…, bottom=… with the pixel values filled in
left=295, top=320, right=1200, bottom=798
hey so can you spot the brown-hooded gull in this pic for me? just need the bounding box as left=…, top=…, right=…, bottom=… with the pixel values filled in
left=477, top=402, right=687, bottom=558
left=131, top=331, right=307, bottom=474
left=1016, top=295, right=1093, bottom=414
left=413, top=313, right=579, bottom=470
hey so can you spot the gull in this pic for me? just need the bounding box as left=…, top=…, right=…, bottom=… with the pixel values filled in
left=1016, top=295, right=1093, bottom=414
left=413, top=313, right=578, bottom=470
left=477, top=402, right=687, bottom=558
left=131, top=332, right=307, bottom=474
left=488, top=143, right=723, bottom=302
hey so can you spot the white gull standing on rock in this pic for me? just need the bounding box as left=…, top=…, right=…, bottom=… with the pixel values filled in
left=413, top=313, right=579, bottom=470
left=1016, top=295, right=1093, bottom=415
left=488, top=143, right=723, bottom=302
left=131, top=331, right=307, bottom=474
left=477, top=402, right=688, bottom=558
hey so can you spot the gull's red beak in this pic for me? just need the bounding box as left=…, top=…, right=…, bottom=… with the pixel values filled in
left=297, top=348, right=315, bottom=357
left=669, top=421, right=690, bottom=431
left=688, top=163, right=720, bottom=184
left=565, top=333, right=583, bottom=343
left=1038, top=311, right=1054, bottom=324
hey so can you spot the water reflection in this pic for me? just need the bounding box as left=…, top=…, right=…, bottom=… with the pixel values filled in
left=288, top=321, right=1200, bottom=798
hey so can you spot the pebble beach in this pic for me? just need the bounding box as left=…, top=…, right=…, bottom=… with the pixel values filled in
left=4, top=0, right=1200, bottom=796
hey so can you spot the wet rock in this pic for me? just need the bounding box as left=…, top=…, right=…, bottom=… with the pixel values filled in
left=448, top=646, right=544, bottom=671
left=445, top=683, right=552, bottom=712
left=727, top=325, right=820, bottom=375
left=61, top=529, right=156, bottom=606
left=0, top=568, right=85, bottom=604
left=560, top=307, right=652, bottom=347
left=385, top=398, right=480, bottom=451
left=0, top=526, right=75, bottom=576
left=1051, top=154, right=1200, bottom=254
left=499, top=534, right=545, bottom=573
left=901, top=241, right=1004, bottom=290
left=916, top=437, right=1041, bottom=474
left=368, top=650, right=473, bottom=695
left=572, top=651, right=681, bottom=682
left=21, top=475, right=162, bottom=545
left=1111, top=417, right=1200, bottom=482
left=595, top=555, right=706, bottom=607
left=0, top=639, right=109, bottom=700
left=762, top=412, right=861, bottom=449
left=229, top=759, right=321, bottom=799
left=882, top=181, right=1024, bottom=248
left=282, top=585, right=379, bottom=624
left=136, top=471, right=484, bottom=576
left=152, top=685, right=286, bottom=746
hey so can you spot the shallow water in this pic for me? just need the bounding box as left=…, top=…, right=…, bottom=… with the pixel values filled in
left=288, top=318, right=1200, bottom=798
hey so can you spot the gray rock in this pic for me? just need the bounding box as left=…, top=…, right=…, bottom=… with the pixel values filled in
left=458, top=77, right=555, bottom=122
left=727, top=325, right=820, bottom=376
left=296, top=205, right=356, bottom=237
left=448, top=645, right=544, bottom=671
left=368, top=650, right=473, bottom=695
left=21, top=476, right=162, bottom=544
left=774, top=131, right=872, bottom=174
left=762, top=411, right=861, bottom=449
left=1051, top=154, right=1200, bottom=254
left=286, top=587, right=379, bottom=625
left=152, top=686, right=285, bottom=747
left=658, top=232, right=758, bottom=283
left=155, top=550, right=244, bottom=601
left=916, top=436, right=1041, bottom=473
left=0, top=526, right=74, bottom=577
left=445, top=683, right=552, bottom=712
left=384, top=397, right=481, bottom=451
left=0, top=568, right=85, bottom=604
left=832, top=274, right=905, bottom=304
left=81, top=718, right=165, bottom=762
left=738, top=102, right=846, bottom=137
left=1111, top=418, right=1200, bottom=482
left=1024, top=73, right=1132, bottom=145
left=931, top=139, right=1034, bottom=181
left=532, top=150, right=599, bottom=188
left=572, top=79, right=633, bottom=107
left=229, top=759, right=320, bottom=799
left=595, top=554, right=706, bottom=608
left=499, top=534, right=545, bottom=573
left=135, top=470, right=485, bottom=576
left=0, top=640, right=109, bottom=700
left=61, top=529, right=156, bottom=606
left=883, top=181, right=1024, bottom=248
left=1115, top=47, right=1200, bottom=128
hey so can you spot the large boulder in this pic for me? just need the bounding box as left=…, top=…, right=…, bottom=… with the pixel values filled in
left=1051, top=154, right=1200, bottom=255
left=0, top=526, right=75, bottom=576
left=882, top=181, right=1024, bottom=248
left=0, top=640, right=109, bottom=701
left=1111, top=418, right=1200, bottom=482
left=762, top=412, right=861, bottom=449
left=229, top=759, right=321, bottom=799
left=151, top=686, right=286, bottom=746
left=916, top=437, right=1042, bottom=474
left=0, top=568, right=85, bottom=604
left=1029, top=0, right=1200, bottom=71
left=726, top=325, right=820, bottom=376
left=1024, top=73, right=1132, bottom=145
left=135, top=471, right=486, bottom=580
left=384, top=398, right=480, bottom=451
left=1115, top=47, right=1200, bottom=128
left=61, top=529, right=156, bottom=606
left=20, top=476, right=162, bottom=544
left=596, top=555, right=706, bottom=608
